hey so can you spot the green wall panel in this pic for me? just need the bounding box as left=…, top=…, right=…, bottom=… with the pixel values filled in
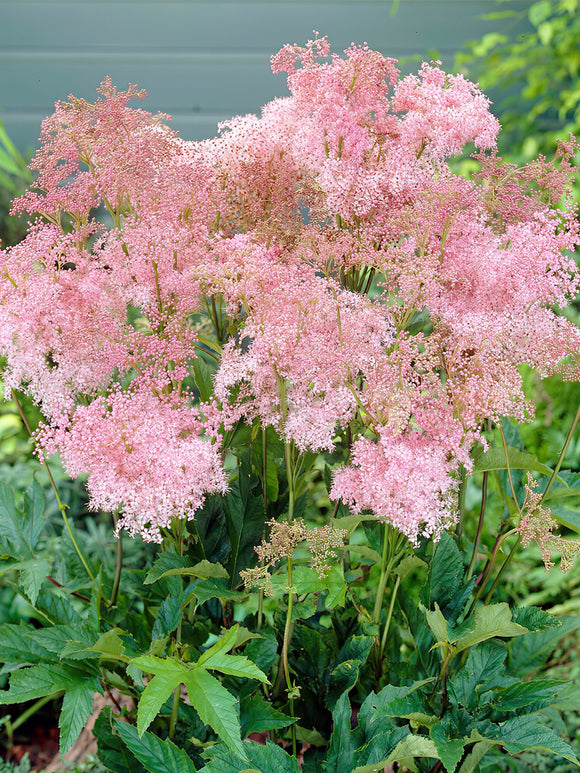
left=0, top=0, right=530, bottom=150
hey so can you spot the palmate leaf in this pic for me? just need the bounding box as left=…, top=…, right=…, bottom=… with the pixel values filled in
left=453, top=604, right=528, bottom=652
left=132, top=639, right=267, bottom=759
left=184, top=668, right=247, bottom=760
left=115, top=720, right=197, bottom=773
left=132, top=656, right=187, bottom=736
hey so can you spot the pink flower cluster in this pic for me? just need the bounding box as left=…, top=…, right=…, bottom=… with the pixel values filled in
left=1, top=37, right=578, bottom=542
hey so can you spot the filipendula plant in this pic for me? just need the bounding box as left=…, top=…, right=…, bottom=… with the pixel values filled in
left=0, top=35, right=580, bottom=772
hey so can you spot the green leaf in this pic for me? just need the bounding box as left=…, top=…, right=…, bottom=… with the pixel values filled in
left=454, top=604, right=528, bottom=652
left=511, top=606, right=561, bottom=632
left=0, top=482, right=32, bottom=557
left=341, top=544, right=383, bottom=564
left=94, top=708, right=148, bottom=773
left=324, top=690, right=357, bottom=773
left=492, top=679, right=567, bottom=712
left=472, top=445, right=556, bottom=478
left=262, top=449, right=279, bottom=503
left=508, top=617, right=580, bottom=676
left=239, top=694, right=295, bottom=737
left=151, top=593, right=184, bottom=641
left=0, top=622, right=49, bottom=664
left=59, top=680, right=96, bottom=754
left=550, top=505, right=580, bottom=535
left=423, top=603, right=450, bottom=646
left=457, top=740, right=496, bottom=773
left=201, top=653, right=269, bottom=682
left=192, top=356, right=215, bottom=403
left=223, top=460, right=266, bottom=584
left=424, top=532, right=462, bottom=612
left=0, top=663, right=81, bottom=703
left=144, top=552, right=189, bottom=585
left=353, top=734, right=439, bottom=773
left=157, top=560, right=230, bottom=581
left=193, top=578, right=246, bottom=605
left=21, top=481, right=46, bottom=551
left=115, top=720, right=198, bottom=773
left=499, top=715, right=579, bottom=764
left=184, top=667, right=247, bottom=759
left=19, top=558, right=50, bottom=606
left=132, top=656, right=187, bottom=735
left=198, top=624, right=240, bottom=666
left=87, top=628, right=128, bottom=660
left=430, top=723, right=466, bottom=773
left=200, top=740, right=300, bottom=773
left=394, top=555, right=426, bottom=580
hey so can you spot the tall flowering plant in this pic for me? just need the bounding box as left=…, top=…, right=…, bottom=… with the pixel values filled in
left=1, top=36, right=580, bottom=772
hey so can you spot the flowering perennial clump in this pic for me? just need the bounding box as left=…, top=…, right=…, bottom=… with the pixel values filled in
left=1, top=37, right=579, bottom=542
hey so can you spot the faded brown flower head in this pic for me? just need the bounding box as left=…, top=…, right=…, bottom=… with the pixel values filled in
left=517, top=475, right=580, bottom=572
left=240, top=518, right=347, bottom=593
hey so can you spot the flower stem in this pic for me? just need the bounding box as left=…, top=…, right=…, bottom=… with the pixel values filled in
left=541, top=401, right=580, bottom=502
left=467, top=470, right=488, bottom=580
left=380, top=574, right=400, bottom=659
left=282, top=558, right=297, bottom=757
left=11, top=390, right=95, bottom=582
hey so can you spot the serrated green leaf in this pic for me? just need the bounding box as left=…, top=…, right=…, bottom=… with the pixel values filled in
left=430, top=723, right=466, bottom=773
left=499, top=715, right=579, bottom=764
left=455, top=603, right=528, bottom=652
left=184, top=667, right=247, bottom=759
left=59, top=680, right=96, bottom=754
left=144, top=552, right=189, bottom=585
left=240, top=694, right=295, bottom=737
left=509, top=617, right=580, bottom=676
left=115, top=719, right=197, bottom=773
left=19, top=558, right=50, bottom=605
left=21, top=481, right=46, bottom=551
left=193, top=578, right=246, bottom=605
left=0, top=663, right=95, bottom=706
left=0, top=622, right=49, bottom=664
left=472, top=445, right=556, bottom=478
left=133, top=657, right=187, bottom=735
left=151, top=593, right=184, bottom=641
left=94, top=708, right=148, bottom=773
left=198, top=624, right=239, bottom=666
left=224, top=459, right=267, bottom=585
left=424, top=532, right=462, bottom=612
left=353, top=734, right=439, bottom=773
left=492, top=679, right=567, bottom=712
left=157, top=560, right=229, bottom=581
left=457, top=740, right=496, bottom=773
left=200, top=739, right=300, bottom=773
left=87, top=628, right=128, bottom=660
left=324, top=690, right=356, bottom=773
left=512, top=606, right=561, bottom=632
left=201, top=652, right=269, bottom=682
left=550, top=505, right=580, bottom=535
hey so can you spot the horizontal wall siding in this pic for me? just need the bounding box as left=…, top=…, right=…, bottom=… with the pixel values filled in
left=0, top=0, right=530, bottom=150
